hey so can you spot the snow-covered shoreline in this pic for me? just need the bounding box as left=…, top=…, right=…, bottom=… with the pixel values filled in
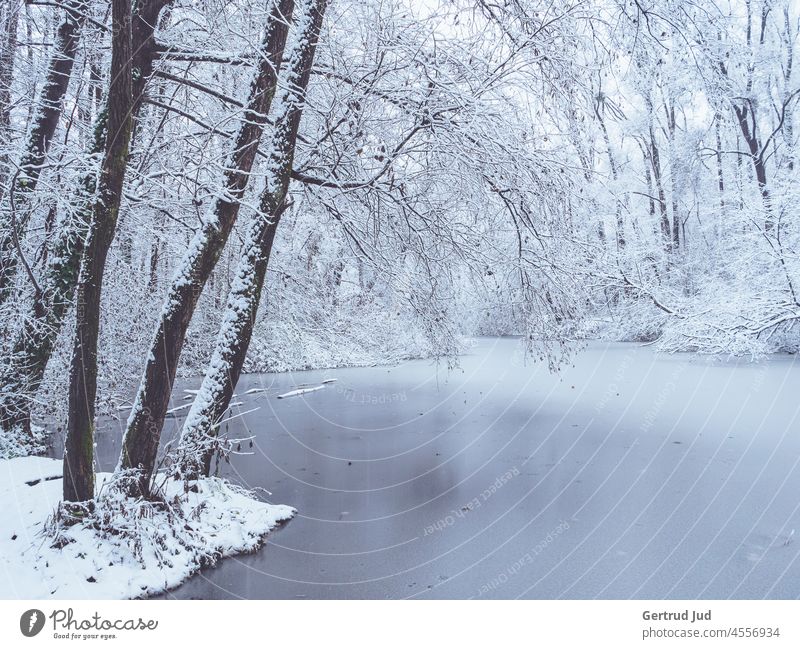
left=0, top=456, right=294, bottom=599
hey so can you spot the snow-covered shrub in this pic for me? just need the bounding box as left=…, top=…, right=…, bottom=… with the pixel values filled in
left=0, top=424, right=47, bottom=459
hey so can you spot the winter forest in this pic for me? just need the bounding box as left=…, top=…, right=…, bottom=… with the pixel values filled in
left=1, top=0, right=799, bottom=601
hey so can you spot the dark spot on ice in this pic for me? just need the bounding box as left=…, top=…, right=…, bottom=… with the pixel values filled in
left=347, top=461, right=352, bottom=465
left=86, top=576, right=96, bottom=583
left=672, top=441, right=682, bottom=444
left=25, top=474, right=61, bottom=486
left=11, top=534, right=17, bottom=540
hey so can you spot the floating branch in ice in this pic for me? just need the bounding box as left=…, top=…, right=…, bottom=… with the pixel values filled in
left=166, top=403, right=193, bottom=415
left=277, top=385, right=325, bottom=399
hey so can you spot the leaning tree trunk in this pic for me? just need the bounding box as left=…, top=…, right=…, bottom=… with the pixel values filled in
left=0, top=0, right=86, bottom=306
left=118, top=0, right=296, bottom=496
left=178, top=0, right=327, bottom=478
left=63, top=0, right=134, bottom=503
left=0, top=0, right=172, bottom=439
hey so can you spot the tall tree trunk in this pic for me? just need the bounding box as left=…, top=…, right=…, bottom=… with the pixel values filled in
left=733, top=102, right=772, bottom=229
left=63, top=0, right=134, bottom=503
left=593, top=102, right=624, bottom=249
left=119, top=0, right=296, bottom=496
left=178, top=0, right=327, bottom=477
left=0, top=0, right=172, bottom=438
left=728, top=0, right=772, bottom=231
left=638, top=142, right=656, bottom=231
left=0, top=0, right=86, bottom=306
left=665, top=102, right=681, bottom=253
left=0, top=0, right=20, bottom=204
left=782, top=5, right=795, bottom=172
left=713, top=112, right=725, bottom=246
left=714, top=113, right=725, bottom=210
left=648, top=126, right=671, bottom=258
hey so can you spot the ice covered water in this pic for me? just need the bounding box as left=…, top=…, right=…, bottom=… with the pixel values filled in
left=81, top=337, right=800, bottom=599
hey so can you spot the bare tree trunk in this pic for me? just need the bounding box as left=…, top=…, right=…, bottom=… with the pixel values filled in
left=665, top=101, right=681, bottom=253
left=782, top=5, right=795, bottom=172
left=0, top=0, right=87, bottom=306
left=728, top=0, right=773, bottom=231
left=0, top=0, right=20, bottom=204
left=638, top=142, right=656, bottom=232
left=648, top=126, right=671, bottom=258
left=0, top=0, right=172, bottom=439
left=733, top=102, right=772, bottom=229
left=119, top=0, right=296, bottom=496
left=593, top=101, right=624, bottom=249
left=715, top=114, right=725, bottom=209
left=63, top=0, right=134, bottom=503
left=178, top=0, right=327, bottom=477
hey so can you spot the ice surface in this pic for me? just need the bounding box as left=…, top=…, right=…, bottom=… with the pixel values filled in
left=156, top=337, right=800, bottom=599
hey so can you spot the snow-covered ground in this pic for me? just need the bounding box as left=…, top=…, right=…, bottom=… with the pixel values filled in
left=0, top=456, right=294, bottom=599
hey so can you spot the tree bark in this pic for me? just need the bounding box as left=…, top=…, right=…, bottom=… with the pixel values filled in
left=178, top=0, right=327, bottom=477
left=648, top=126, right=671, bottom=258
left=0, top=0, right=172, bottom=439
left=733, top=102, right=772, bottom=229
left=665, top=101, right=681, bottom=253
left=0, top=0, right=87, bottom=306
left=0, top=0, right=20, bottom=204
left=63, top=0, right=134, bottom=503
left=119, top=0, right=296, bottom=496
left=593, top=101, right=624, bottom=249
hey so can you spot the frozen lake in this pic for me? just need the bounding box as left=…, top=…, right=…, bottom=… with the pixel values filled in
left=85, top=337, right=800, bottom=598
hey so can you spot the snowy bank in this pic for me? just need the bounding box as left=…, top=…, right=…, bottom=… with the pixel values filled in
left=0, top=457, right=294, bottom=599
